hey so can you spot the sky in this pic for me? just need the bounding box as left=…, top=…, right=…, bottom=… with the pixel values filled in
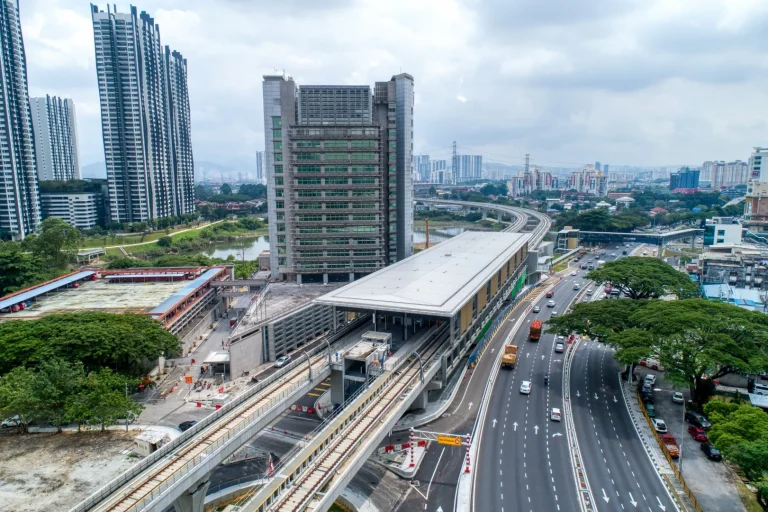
left=18, top=0, right=768, bottom=171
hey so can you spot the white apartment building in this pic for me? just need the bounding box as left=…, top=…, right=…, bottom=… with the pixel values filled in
left=40, top=192, right=100, bottom=230
left=29, top=96, right=80, bottom=182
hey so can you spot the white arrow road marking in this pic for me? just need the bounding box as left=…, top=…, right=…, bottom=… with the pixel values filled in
left=614, top=396, right=618, bottom=403
left=541, top=355, right=545, bottom=360
left=436, top=507, right=443, bottom=512
left=468, top=402, right=473, bottom=411
left=576, top=390, right=581, bottom=398
left=602, top=489, right=610, bottom=503
left=629, top=493, right=638, bottom=507
left=594, top=393, right=599, bottom=400
left=552, top=432, right=563, bottom=438
left=492, top=419, right=497, bottom=427
left=491, top=348, right=495, bottom=353
left=534, top=425, right=539, bottom=434
left=513, top=422, right=518, bottom=431
left=526, top=353, right=530, bottom=358
left=657, top=497, right=666, bottom=511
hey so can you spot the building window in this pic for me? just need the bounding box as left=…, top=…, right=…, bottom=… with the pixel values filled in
left=297, top=165, right=321, bottom=173
left=275, top=201, right=284, bottom=209
left=277, top=223, right=285, bottom=232
left=324, top=141, right=348, bottom=148
left=278, top=257, right=287, bottom=265
left=277, top=235, right=286, bottom=243
left=353, top=214, right=375, bottom=221
left=297, top=153, right=321, bottom=161
left=297, top=178, right=321, bottom=185
left=351, top=140, right=376, bottom=148
left=275, top=189, right=284, bottom=197
left=274, top=165, right=283, bottom=174
left=324, top=166, right=348, bottom=173
left=296, top=140, right=320, bottom=148
left=353, top=202, right=376, bottom=209
left=352, top=177, right=376, bottom=184
left=350, top=152, right=376, bottom=160
left=272, top=117, right=281, bottom=127
left=276, top=213, right=284, bottom=221
left=717, top=229, right=725, bottom=236
left=472, top=295, right=478, bottom=318
left=324, top=153, right=349, bottom=160
left=325, top=177, right=348, bottom=185
left=274, top=177, right=283, bottom=185
left=298, top=190, right=321, bottom=197
left=325, top=202, right=348, bottom=209
left=353, top=190, right=375, bottom=197
left=298, top=214, right=322, bottom=222
left=275, top=153, right=283, bottom=162
left=298, top=202, right=321, bottom=209
left=325, top=190, right=348, bottom=197
left=351, top=165, right=376, bottom=173
left=274, top=141, right=283, bottom=151
left=273, top=129, right=282, bottom=139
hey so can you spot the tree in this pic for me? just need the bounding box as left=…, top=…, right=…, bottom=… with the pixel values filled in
left=220, top=183, right=232, bottom=195
left=195, top=184, right=212, bottom=201
left=0, top=312, right=180, bottom=376
left=0, top=366, right=38, bottom=433
left=548, top=299, right=768, bottom=402
left=239, top=183, right=266, bottom=199
left=428, top=186, right=437, bottom=197
left=156, top=236, right=173, bottom=248
left=33, top=217, right=82, bottom=268
left=32, top=358, right=85, bottom=432
left=0, top=242, right=64, bottom=295
left=236, top=217, right=263, bottom=231
left=586, top=257, right=699, bottom=299
left=66, top=368, right=143, bottom=431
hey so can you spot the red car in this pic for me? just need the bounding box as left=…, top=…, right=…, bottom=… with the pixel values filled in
left=688, top=425, right=708, bottom=442
left=546, top=291, right=554, bottom=298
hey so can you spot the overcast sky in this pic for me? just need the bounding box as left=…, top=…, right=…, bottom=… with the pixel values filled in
left=19, top=0, right=768, bottom=171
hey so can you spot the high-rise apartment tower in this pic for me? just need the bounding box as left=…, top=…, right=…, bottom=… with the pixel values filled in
left=0, top=0, right=41, bottom=239
left=30, top=96, right=81, bottom=182
left=262, top=73, right=414, bottom=283
left=91, top=4, right=195, bottom=223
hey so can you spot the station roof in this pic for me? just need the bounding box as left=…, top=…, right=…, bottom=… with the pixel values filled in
left=0, top=271, right=95, bottom=310
left=315, top=231, right=530, bottom=317
left=150, top=268, right=223, bottom=316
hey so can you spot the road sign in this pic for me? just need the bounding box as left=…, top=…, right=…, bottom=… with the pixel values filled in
left=184, top=376, right=193, bottom=384
left=437, top=435, right=462, bottom=447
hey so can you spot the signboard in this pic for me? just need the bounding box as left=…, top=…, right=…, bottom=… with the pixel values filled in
left=437, top=435, right=462, bottom=447
left=185, top=376, right=193, bottom=384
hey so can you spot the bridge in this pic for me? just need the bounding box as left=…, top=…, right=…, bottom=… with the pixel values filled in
left=72, top=206, right=549, bottom=512
left=558, top=228, right=702, bottom=250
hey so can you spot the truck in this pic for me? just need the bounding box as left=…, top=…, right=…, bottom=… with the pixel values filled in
left=501, top=344, right=518, bottom=368
left=530, top=320, right=542, bottom=341
left=660, top=434, right=680, bottom=458
left=597, top=260, right=606, bottom=268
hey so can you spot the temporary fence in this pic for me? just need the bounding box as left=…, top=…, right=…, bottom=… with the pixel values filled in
left=636, top=391, right=703, bottom=512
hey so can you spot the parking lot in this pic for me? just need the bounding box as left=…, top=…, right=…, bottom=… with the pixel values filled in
left=639, top=368, right=746, bottom=512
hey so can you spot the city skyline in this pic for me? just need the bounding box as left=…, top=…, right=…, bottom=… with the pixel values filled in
left=17, top=0, right=768, bottom=171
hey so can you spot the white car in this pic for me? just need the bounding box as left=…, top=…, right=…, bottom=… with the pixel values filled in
left=644, top=374, right=657, bottom=386
left=520, top=381, right=532, bottom=395
left=551, top=311, right=559, bottom=317
left=551, top=408, right=561, bottom=421
left=570, top=271, right=577, bottom=276
left=573, top=283, right=580, bottom=290
left=533, top=306, right=540, bottom=313
left=586, top=288, right=593, bottom=295
left=652, top=418, right=668, bottom=433
left=672, top=392, right=685, bottom=404
left=274, top=355, right=292, bottom=368
left=547, top=300, right=555, bottom=308
left=0, top=415, right=20, bottom=429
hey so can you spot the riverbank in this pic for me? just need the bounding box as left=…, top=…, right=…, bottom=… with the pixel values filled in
left=80, top=220, right=226, bottom=249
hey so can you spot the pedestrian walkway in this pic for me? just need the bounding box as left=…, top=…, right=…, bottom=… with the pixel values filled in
left=621, top=378, right=696, bottom=511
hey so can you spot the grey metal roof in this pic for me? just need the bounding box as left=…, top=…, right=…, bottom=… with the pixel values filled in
left=315, top=232, right=530, bottom=317
left=107, top=273, right=186, bottom=279
left=149, top=268, right=222, bottom=315
left=0, top=271, right=95, bottom=310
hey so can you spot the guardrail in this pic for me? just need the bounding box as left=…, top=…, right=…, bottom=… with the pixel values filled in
left=635, top=391, right=702, bottom=512
left=70, top=316, right=369, bottom=512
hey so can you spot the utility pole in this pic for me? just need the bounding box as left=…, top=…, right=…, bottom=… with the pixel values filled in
left=452, top=141, right=458, bottom=183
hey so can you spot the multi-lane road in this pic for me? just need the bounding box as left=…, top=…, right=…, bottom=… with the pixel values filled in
left=474, top=268, right=585, bottom=512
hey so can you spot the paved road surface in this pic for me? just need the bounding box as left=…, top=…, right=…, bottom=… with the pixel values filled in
left=474, top=271, right=584, bottom=512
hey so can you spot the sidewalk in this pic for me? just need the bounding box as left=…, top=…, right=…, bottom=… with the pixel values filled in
left=621, top=378, right=696, bottom=511
left=28, top=423, right=181, bottom=440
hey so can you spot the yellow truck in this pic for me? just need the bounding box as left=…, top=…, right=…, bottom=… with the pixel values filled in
left=501, top=344, right=518, bottom=368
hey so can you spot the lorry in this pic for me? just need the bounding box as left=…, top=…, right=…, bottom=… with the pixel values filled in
left=501, top=344, right=518, bottom=368
left=660, top=434, right=680, bottom=458
left=530, top=320, right=542, bottom=341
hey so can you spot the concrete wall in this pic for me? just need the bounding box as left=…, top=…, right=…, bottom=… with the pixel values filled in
left=180, top=300, right=226, bottom=356
left=229, top=327, right=264, bottom=378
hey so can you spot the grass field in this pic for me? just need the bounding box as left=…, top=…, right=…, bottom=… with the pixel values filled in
left=79, top=221, right=224, bottom=249
left=121, top=224, right=268, bottom=256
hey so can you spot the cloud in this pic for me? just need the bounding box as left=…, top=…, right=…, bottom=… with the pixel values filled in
left=16, top=0, right=768, bottom=169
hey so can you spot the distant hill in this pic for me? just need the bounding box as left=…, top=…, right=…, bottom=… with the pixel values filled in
left=81, top=161, right=106, bottom=179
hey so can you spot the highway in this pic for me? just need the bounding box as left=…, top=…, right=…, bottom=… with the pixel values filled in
left=474, top=269, right=585, bottom=512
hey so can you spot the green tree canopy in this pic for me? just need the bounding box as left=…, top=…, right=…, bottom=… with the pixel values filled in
left=66, top=368, right=143, bottom=432
left=0, top=312, right=179, bottom=376
left=32, top=358, right=85, bottom=432
left=586, top=256, right=699, bottom=299
left=0, top=241, right=65, bottom=295
left=33, top=217, right=82, bottom=268
left=220, top=183, right=233, bottom=195
left=239, top=183, right=266, bottom=199
left=0, top=366, right=38, bottom=433
left=547, top=299, right=768, bottom=402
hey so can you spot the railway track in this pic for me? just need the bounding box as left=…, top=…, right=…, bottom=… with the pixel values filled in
left=238, top=327, right=449, bottom=512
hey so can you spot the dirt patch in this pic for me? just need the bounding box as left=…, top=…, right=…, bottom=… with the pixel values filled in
left=0, top=431, right=137, bottom=512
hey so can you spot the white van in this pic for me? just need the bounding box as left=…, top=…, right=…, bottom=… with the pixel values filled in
left=754, top=383, right=768, bottom=396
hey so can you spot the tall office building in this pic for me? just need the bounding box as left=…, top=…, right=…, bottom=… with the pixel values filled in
left=413, top=154, right=430, bottom=182
left=91, top=4, right=195, bottom=223
left=669, top=168, right=700, bottom=191
left=455, top=154, right=483, bottom=182
left=0, top=0, right=41, bottom=240
left=256, top=150, right=264, bottom=183
left=262, top=73, right=414, bottom=283
left=30, top=96, right=81, bottom=182
left=595, top=161, right=601, bottom=171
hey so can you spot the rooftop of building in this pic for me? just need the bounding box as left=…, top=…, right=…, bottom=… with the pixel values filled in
left=701, top=284, right=766, bottom=310
left=231, top=282, right=346, bottom=336
left=315, top=231, right=531, bottom=317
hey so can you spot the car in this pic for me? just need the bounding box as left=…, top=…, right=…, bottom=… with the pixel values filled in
left=555, top=341, right=565, bottom=353
left=610, top=253, right=616, bottom=257
left=642, top=383, right=653, bottom=394
left=1, top=415, right=20, bottom=429
left=570, top=271, right=577, bottom=276
left=641, top=392, right=655, bottom=404
left=588, top=265, right=594, bottom=270
left=652, top=418, right=668, bottom=433
left=622, top=250, right=628, bottom=255
left=701, top=442, right=722, bottom=461
left=582, top=297, right=589, bottom=303
left=546, top=291, right=554, bottom=298
left=274, top=355, right=292, bottom=368
left=547, top=300, right=555, bottom=308
left=672, top=392, right=685, bottom=404
left=533, top=306, right=540, bottom=313
left=573, top=283, right=580, bottom=290
left=520, top=381, right=532, bottom=394
left=688, top=425, right=708, bottom=442
left=178, top=420, right=198, bottom=432
left=685, top=411, right=712, bottom=430
left=586, top=288, right=593, bottom=295
left=644, top=374, right=657, bottom=386
left=581, top=264, right=588, bottom=269
left=551, top=311, right=558, bottom=317
left=645, top=404, right=656, bottom=418
left=551, top=408, right=562, bottom=421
